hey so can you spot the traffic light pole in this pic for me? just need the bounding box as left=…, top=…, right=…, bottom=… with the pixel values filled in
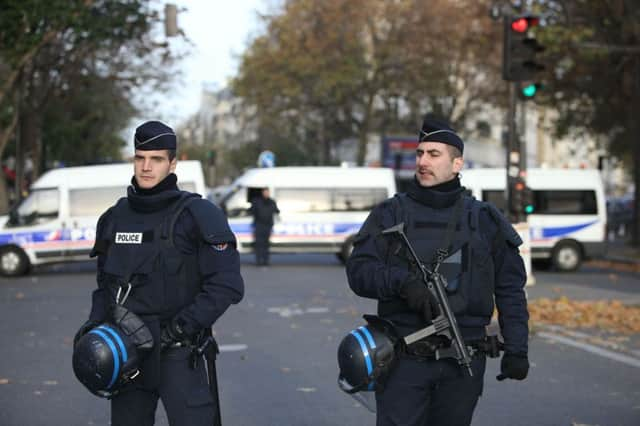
left=506, top=81, right=524, bottom=224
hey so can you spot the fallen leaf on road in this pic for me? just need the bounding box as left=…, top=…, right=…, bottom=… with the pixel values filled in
left=15, top=292, right=24, bottom=299
left=0, top=378, right=9, bottom=384
left=529, top=297, right=640, bottom=334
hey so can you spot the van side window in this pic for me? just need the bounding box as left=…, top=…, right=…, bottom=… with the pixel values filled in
left=9, top=188, right=60, bottom=227
left=482, top=190, right=505, bottom=212
left=482, top=189, right=598, bottom=215
left=333, top=188, right=388, bottom=211
left=69, top=187, right=127, bottom=216
left=536, top=190, right=597, bottom=215
left=276, top=189, right=332, bottom=213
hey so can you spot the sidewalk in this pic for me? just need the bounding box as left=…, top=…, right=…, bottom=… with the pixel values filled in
left=585, top=239, right=640, bottom=274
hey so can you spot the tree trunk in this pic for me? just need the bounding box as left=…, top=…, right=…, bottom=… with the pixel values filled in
left=356, top=94, right=376, bottom=166
left=0, top=111, right=18, bottom=214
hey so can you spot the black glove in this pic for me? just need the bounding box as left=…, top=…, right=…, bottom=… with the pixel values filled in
left=497, top=353, right=529, bottom=381
left=73, top=320, right=100, bottom=348
left=160, top=317, right=187, bottom=349
left=400, top=275, right=440, bottom=323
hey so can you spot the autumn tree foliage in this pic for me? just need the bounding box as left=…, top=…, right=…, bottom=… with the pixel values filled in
left=233, top=0, right=503, bottom=166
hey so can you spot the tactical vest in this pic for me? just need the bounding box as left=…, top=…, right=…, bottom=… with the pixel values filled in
left=380, top=194, right=496, bottom=333
left=99, top=193, right=202, bottom=323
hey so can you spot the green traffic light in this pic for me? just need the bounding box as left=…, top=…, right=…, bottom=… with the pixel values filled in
left=524, top=204, right=534, bottom=214
left=522, top=83, right=538, bottom=97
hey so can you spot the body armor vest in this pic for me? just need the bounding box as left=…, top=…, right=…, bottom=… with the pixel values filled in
left=100, top=193, right=202, bottom=323
left=380, top=194, right=496, bottom=334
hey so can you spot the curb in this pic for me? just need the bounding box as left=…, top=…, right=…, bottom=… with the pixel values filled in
left=585, top=258, right=640, bottom=274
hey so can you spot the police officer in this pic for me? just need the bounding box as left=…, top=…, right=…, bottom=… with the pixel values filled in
left=346, top=116, right=529, bottom=426
left=249, top=188, right=279, bottom=266
left=74, top=121, right=244, bottom=426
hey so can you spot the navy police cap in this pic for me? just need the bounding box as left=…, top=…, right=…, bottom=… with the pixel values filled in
left=418, top=115, right=464, bottom=154
left=134, top=121, right=176, bottom=151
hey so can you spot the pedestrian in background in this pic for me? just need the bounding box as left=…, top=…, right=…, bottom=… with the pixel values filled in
left=249, top=187, right=280, bottom=266
left=346, top=116, right=529, bottom=426
left=73, top=120, right=244, bottom=426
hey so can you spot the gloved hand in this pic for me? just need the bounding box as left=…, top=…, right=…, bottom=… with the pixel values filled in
left=400, top=275, right=440, bottom=323
left=73, top=320, right=100, bottom=348
left=160, top=317, right=187, bottom=349
left=497, top=353, right=529, bottom=381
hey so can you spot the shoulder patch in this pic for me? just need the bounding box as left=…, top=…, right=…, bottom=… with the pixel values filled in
left=186, top=198, right=237, bottom=245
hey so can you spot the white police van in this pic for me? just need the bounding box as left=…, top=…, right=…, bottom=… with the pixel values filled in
left=220, top=167, right=397, bottom=262
left=460, top=168, right=606, bottom=271
left=0, top=161, right=206, bottom=276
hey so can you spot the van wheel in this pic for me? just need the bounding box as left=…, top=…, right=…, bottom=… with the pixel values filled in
left=551, top=241, right=582, bottom=272
left=337, top=236, right=356, bottom=265
left=0, top=246, right=30, bottom=277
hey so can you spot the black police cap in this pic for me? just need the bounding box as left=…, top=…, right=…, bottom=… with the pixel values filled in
left=418, top=115, right=464, bottom=154
left=134, top=120, right=177, bottom=151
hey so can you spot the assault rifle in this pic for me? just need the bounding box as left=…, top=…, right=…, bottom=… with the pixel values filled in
left=382, top=223, right=474, bottom=376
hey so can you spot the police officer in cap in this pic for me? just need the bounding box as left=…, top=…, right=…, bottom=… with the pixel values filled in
left=346, top=115, right=529, bottom=426
left=74, top=120, right=244, bottom=426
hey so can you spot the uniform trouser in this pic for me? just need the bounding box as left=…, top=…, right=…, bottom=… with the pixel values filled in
left=375, top=355, right=486, bottom=426
left=253, top=225, right=272, bottom=265
left=111, top=347, right=216, bottom=426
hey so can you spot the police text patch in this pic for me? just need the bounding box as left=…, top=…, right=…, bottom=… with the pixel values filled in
left=115, top=232, right=143, bottom=244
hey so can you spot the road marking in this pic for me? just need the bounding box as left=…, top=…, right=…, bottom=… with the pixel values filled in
left=538, top=331, right=640, bottom=369
left=219, top=344, right=248, bottom=352
left=267, top=306, right=330, bottom=318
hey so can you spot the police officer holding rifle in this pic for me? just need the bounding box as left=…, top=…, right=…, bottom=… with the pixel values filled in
left=344, top=116, right=529, bottom=426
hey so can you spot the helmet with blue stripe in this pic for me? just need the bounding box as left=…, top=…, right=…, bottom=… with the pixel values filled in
left=337, top=315, right=399, bottom=394
left=72, top=305, right=153, bottom=398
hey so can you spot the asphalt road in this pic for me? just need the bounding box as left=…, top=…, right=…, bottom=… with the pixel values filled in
left=0, top=255, right=638, bottom=426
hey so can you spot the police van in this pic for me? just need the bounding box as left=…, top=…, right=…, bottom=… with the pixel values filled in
left=0, top=161, right=206, bottom=276
left=459, top=168, right=606, bottom=271
left=220, top=167, right=397, bottom=262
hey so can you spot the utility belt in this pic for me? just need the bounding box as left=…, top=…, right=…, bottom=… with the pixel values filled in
left=165, top=330, right=219, bottom=370
left=404, top=335, right=503, bottom=361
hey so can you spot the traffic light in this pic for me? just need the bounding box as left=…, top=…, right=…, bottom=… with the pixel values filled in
left=165, top=4, right=178, bottom=37
left=508, top=176, right=526, bottom=216
left=502, top=15, right=545, bottom=82
left=519, top=82, right=543, bottom=99
left=207, top=149, right=217, bottom=166
left=523, top=186, right=535, bottom=214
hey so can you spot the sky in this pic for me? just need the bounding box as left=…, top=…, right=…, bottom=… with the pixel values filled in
left=158, top=0, right=269, bottom=125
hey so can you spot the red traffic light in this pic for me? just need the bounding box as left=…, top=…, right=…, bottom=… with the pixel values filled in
left=511, top=16, right=540, bottom=33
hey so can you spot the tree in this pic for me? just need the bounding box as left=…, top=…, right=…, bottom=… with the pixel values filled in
left=530, top=0, right=640, bottom=245
left=0, top=0, right=186, bottom=210
left=233, top=0, right=504, bottom=166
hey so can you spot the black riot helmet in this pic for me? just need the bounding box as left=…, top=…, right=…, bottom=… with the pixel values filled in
left=337, top=315, right=400, bottom=394
left=72, top=305, right=153, bottom=398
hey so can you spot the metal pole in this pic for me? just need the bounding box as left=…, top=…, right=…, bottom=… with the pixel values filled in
left=506, top=81, right=520, bottom=223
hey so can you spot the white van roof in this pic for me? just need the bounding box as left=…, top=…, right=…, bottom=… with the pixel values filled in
left=32, top=161, right=204, bottom=190
left=460, top=168, right=603, bottom=190
left=233, top=167, right=396, bottom=189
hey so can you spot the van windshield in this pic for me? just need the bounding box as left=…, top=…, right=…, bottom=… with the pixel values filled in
left=222, top=187, right=250, bottom=218
left=8, top=188, right=60, bottom=227
left=69, top=186, right=128, bottom=216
